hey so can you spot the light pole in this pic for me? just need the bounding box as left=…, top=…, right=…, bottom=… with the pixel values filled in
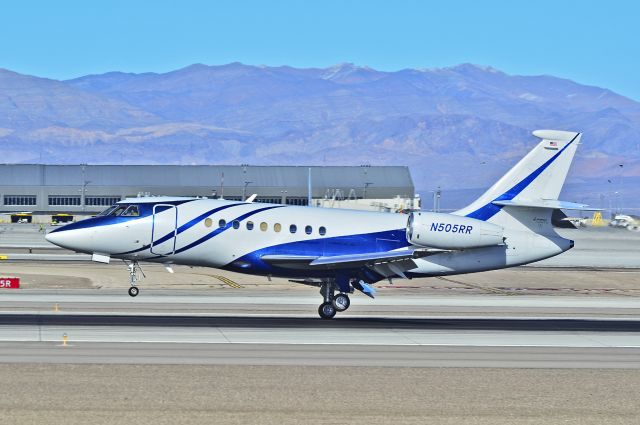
left=80, top=164, right=90, bottom=212
left=618, top=163, right=624, bottom=214
left=242, top=181, right=252, bottom=202
left=432, top=187, right=441, bottom=213
left=363, top=182, right=373, bottom=199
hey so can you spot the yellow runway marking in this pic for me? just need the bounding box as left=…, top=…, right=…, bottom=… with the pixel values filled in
left=0, top=255, right=8, bottom=260
left=212, top=275, right=243, bottom=288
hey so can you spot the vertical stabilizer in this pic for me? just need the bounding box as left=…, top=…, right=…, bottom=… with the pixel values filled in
left=454, top=130, right=581, bottom=223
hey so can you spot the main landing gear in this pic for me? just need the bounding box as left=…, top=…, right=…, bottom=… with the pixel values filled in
left=318, top=280, right=351, bottom=319
left=125, top=260, right=145, bottom=297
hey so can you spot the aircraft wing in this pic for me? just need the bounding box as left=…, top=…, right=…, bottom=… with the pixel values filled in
left=261, top=248, right=445, bottom=273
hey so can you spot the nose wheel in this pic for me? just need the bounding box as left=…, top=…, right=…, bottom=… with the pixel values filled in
left=125, top=260, right=145, bottom=297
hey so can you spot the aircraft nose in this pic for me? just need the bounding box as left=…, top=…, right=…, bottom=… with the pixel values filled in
left=45, top=230, right=74, bottom=250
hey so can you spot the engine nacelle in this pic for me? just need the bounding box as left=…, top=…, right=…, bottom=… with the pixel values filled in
left=406, top=211, right=504, bottom=249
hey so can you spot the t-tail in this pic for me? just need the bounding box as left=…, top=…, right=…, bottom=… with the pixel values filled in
left=454, top=129, right=584, bottom=236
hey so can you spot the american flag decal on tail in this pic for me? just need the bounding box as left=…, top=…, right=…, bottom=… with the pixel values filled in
left=545, top=140, right=559, bottom=150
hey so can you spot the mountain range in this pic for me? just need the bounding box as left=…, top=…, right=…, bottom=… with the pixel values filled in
left=1, top=62, right=639, bottom=201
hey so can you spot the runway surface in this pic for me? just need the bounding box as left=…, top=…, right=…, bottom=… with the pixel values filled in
left=1, top=290, right=640, bottom=368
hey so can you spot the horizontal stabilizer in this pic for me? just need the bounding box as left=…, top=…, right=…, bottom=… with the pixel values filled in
left=492, top=199, right=599, bottom=211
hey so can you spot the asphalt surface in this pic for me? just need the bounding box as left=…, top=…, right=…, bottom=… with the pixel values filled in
left=3, top=364, right=639, bottom=425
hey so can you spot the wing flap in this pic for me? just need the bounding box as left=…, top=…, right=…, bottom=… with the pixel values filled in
left=262, top=248, right=447, bottom=270
left=309, top=248, right=444, bottom=269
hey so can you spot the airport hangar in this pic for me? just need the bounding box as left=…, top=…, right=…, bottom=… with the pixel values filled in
left=0, top=164, right=417, bottom=222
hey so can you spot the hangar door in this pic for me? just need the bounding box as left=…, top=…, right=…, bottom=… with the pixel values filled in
left=150, top=204, right=177, bottom=256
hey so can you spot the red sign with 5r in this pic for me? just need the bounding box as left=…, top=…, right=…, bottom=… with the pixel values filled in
left=0, top=278, right=20, bottom=289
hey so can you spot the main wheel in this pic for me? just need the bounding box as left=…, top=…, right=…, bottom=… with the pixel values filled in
left=128, top=286, right=139, bottom=297
left=332, top=293, right=350, bottom=312
left=318, top=302, right=337, bottom=319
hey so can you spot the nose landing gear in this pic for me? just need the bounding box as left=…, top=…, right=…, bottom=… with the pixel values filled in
left=125, top=260, right=145, bottom=297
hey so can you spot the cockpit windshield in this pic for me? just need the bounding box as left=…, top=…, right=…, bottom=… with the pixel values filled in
left=98, top=205, right=119, bottom=216
left=121, top=205, right=140, bottom=216
left=97, top=204, right=141, bottom=217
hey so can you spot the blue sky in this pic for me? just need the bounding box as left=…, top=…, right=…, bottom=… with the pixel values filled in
left=2, top=0, right=639, bottom=99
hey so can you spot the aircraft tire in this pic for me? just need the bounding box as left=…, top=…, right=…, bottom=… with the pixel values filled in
left=128, top=286, right=139, bottom=297
left=318, top=302, right=337, bottom=319
left=332, top=293, right=350, bottom=312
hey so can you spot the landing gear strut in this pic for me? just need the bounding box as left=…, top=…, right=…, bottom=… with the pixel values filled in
left=125, top=260, right=145, bottom=297
left=317, top=280, right=351, bottom=319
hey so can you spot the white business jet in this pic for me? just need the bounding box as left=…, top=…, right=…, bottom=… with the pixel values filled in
left=46, top=130, right=585, bottom=318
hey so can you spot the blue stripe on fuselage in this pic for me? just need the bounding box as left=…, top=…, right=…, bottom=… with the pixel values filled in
left=173, top=205, right=284, bottom=255
left=224, top=228, right=408, bottom=277
left=116, top=202, right=246, bottom=255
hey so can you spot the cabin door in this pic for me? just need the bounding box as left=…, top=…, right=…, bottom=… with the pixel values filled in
left=150, top=204, right=177, bottom=256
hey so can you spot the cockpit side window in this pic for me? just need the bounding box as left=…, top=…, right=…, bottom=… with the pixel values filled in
left=121, top=205, right=140, bottom=217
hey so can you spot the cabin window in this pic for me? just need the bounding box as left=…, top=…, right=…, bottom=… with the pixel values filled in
left=289, top=224, right=297, bottom=233
left=204, top=218, right=213, bottom=227
left=274, top=223, right=282, bottom=233
left=260, top=222, right=268, bottom=231
left=232, top=220, right=240, bottom=229
left=305, top=225, right=312, bottom=235
left=219, top=219, right=226, bottom=228
left=246, top=221, right=254, bottom=230
left=319, top=226, right=326, bottom=236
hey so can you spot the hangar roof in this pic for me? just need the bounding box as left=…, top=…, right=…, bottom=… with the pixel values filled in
left=0, top=164, right=413, bottom=197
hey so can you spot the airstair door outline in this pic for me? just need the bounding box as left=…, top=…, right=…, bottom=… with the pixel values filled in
left=150, top=204, right=177, bottom=256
